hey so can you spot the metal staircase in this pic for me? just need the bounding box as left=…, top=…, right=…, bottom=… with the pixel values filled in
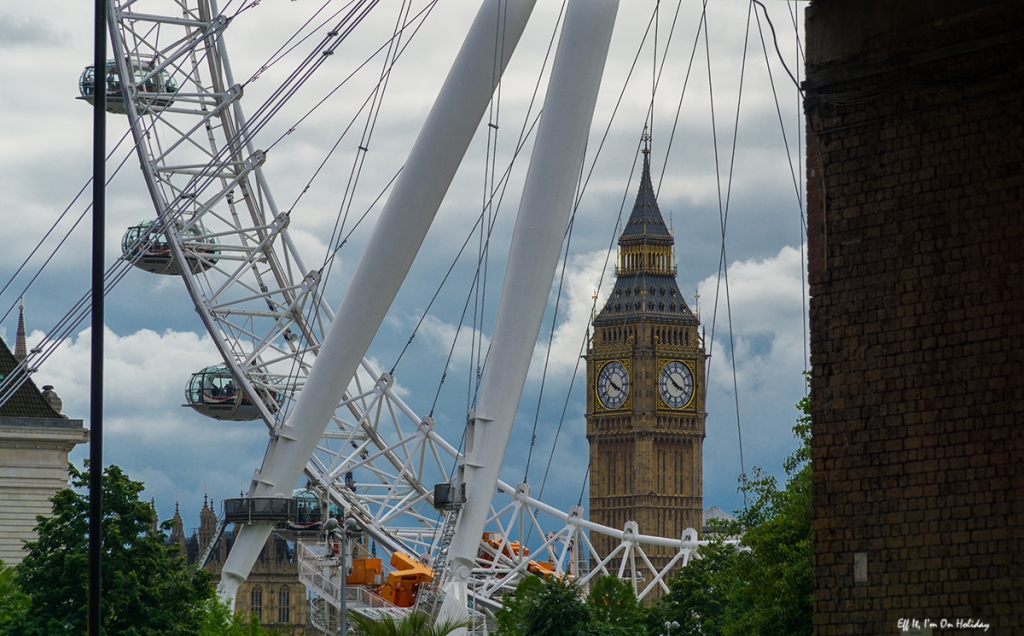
left=296, top=540, right=410, bottom=620
left=415, top=502, right=462, bottom=620
left=197, top=519, right=227, bottom=568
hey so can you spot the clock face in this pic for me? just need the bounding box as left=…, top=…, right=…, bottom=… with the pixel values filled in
left=597, top=361, right=630, bottom=409
left=659, top=360, right=694, bottom=409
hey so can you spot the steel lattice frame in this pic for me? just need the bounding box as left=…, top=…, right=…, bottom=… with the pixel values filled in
left=111, top=0, right=712, bottom=606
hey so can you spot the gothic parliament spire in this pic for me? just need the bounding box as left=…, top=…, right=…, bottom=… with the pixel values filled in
left=586, top=133, right=707, bottom=591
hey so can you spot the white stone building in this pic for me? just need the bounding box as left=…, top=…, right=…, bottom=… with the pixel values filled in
left=0, top=308, right=88, bottom=566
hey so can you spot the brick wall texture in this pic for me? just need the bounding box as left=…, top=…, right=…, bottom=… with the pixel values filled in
left=804, top=2, right=1024, bottom=634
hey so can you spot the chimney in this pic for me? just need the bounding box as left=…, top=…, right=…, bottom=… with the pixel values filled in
left=40, top=385, right=66, bottom=417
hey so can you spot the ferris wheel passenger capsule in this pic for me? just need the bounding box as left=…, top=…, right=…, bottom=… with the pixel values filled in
left=291, top=489, right=343, bottom=528
left=184, top=365, right=277, bottom=422
left=121, top=220, right=220, bottom=275
left=78, top=60, right=178, bottom=114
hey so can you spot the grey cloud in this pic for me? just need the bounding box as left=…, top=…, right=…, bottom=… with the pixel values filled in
left=0, top=15, right=70, bottom=47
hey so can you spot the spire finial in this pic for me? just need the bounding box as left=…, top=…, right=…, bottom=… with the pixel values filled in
left=641, top=124, right=651, bottom=157
left=15, top=297, right=27, bottom=362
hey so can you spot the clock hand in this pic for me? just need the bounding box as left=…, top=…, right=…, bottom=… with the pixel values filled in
left=610, top=378, right=623, bottom=392
left=671, top=377, right=685, bottom=391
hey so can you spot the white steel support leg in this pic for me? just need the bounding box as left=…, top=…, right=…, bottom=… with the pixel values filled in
left=440, top=0, right=618, bottom=623
left=217, top=0, right=537, bottom=605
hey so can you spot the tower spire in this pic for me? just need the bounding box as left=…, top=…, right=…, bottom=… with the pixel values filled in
left=15, top=298, right=26, bottom=362
left=595, top=131, right=697, bottom=327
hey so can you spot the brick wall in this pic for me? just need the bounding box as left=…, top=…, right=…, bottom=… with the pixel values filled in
left=804, top=1, right=1023, bottom=634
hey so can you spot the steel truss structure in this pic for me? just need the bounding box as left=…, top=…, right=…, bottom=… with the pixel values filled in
left=109, top=0, right=716, bottom=612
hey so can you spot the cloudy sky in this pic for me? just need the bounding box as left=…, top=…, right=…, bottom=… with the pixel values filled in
left=1, top=0, right=808, bottom=538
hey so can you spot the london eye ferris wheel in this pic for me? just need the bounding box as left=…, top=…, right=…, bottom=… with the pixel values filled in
left=35, top=0, right=807, bottom=624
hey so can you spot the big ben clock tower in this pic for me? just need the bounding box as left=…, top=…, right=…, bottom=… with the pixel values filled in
left=586, top=134, right=706, bottom=579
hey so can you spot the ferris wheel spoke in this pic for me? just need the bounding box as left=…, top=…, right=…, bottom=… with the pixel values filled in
left=374, top=486, right=430, bottom=525
left=243, top=343, right=312, bottom=372
left=326, top=415, right=372, bottom=452
left=120, top=10, right=215, bottom=29
left=206, top=270, right=310, bottom=315
left=150, top=100, right=244, bottom=162
left=485, top=499, right=517, bottom=528
left=338, top=385, right=383, bottom=409
left=372, top=437, right=432, bottom=522
left=156, top=161, right=243, bottom=177
left=375, top=491, right=432, bottom=527
left=119, top=20, right=196, bottom=68
left=208, top=319, right=279, bottom=355
left=156, top=93, right=235, bottom=112
left=203, top=243, right=288, bottom=306
left=333, top=429, right=423, bottom=478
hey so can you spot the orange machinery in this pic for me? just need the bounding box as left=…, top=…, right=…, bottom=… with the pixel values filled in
left=346, top=557, right=383, bottom=587
left=480, top=533, right=556, bottom=578
left=375, top=551, right=433, bottom=608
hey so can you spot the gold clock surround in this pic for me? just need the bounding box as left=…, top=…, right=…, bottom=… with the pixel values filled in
left=656, top=358, right=698, bottom=411
left=593, top=358, right=632, bottom=412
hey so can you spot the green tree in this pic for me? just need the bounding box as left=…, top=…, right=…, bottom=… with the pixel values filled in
left=723, top=388, right=812, bottom=636
left=494, top=574, right=545, bottom=636
left=523, top=577, right=591, bottom=636
left=645, top=538, right=743, bottom=636
left=585, top=576, right=646, bottom=635
left=344, top=609, right=470, bottom=635
left=0, top=560, right=28, bottom=628
left=3, top=463, right=214, bottom=636
left=648, top=378, right=813, bottom=636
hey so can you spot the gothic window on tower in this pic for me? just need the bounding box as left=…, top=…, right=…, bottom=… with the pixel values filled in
left=278, top=586, right=290, bottom=623
left=250, top=585, right=263, bottom=623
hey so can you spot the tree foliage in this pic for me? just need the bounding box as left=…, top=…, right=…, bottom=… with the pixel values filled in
left=523, top=577, right=591, bottom=636
left=3, top=463, right=214, bottom=636
left=495, top=575, right=646, bottom=636
left=494, top=573, right=545, bottom=636
left=584, top=576, right=646, bottom=635
left=0, top=462, right=311, bottom=635
left=647, top=378, right=813, bottom=636
left=0, top=561, right=28, bottom=628
left=645, top=538, right=744, bottom=636
left=725, top=379, right=812, bottom=636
